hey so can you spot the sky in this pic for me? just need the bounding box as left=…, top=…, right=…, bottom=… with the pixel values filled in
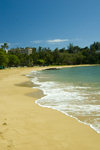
left=0, top=0, right=100, bottom=49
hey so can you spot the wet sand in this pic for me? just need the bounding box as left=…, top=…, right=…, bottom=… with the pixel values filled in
left=0, top=66, right=100, bottom=150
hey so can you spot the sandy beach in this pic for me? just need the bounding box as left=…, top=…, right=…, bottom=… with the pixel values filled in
left=0, top=66, right=100, bottom=150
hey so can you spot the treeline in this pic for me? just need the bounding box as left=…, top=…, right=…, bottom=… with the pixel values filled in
left=0, top=42, right=100, bottom=67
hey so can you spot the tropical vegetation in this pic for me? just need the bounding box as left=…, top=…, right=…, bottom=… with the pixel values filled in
left=0, top=42, right=100, bottom=68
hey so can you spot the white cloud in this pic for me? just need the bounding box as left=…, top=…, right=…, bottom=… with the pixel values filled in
left=7, top=43, right=11, bottom=46
left=47, top=39, right=69, bottom=43
left=10, top=43, right=20, bottom=46
left=30, top=40, right=42, bottom=44
left=0, top=43, right=4, bottom=45
left=30, top=39, right=69, bottom=45
left=0, top=42, right=11, bottom=46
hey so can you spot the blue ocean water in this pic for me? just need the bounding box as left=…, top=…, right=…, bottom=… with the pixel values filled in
left=30, top=66, right=100, bottom=134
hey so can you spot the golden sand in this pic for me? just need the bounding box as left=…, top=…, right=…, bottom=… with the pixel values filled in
left=0, top=66, right=100, bottom=150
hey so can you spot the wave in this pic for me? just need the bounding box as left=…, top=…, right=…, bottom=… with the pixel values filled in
left=29, top=71, right=100, bottom=134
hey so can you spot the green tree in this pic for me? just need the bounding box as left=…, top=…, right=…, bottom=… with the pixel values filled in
left=27, top=55, right=34, bottom=66
left=8, top=55, right=20, bottom=67
left=37, top=59, right=45, bottom=66
left=68, top=43, right=74, bottom=53
left=90, top=42, right=100, bottom=51
left=1, top=43, right=8, bottom=50
left=53, top=48, right=61, bottom=65
left=0, top=49, right=8, bottom=67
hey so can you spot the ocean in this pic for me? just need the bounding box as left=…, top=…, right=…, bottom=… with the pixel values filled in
left=30, top=66, right=100, bottom=134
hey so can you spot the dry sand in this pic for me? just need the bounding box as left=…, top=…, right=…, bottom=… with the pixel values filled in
left=0, top=66, right=100, bottom=150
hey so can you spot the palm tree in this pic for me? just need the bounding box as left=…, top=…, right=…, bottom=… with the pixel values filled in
left=1, top=43, right=8, bottom=50
left=68, top=43, right=74, bottom=53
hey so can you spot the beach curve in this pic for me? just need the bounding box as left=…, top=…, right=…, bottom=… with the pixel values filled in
left=0, top=66, right=100, bottom=150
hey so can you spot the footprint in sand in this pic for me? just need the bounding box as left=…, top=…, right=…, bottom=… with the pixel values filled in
left=0, top=124, right=14, bottom=150
left=2, top=122, right=7, bottom=126
left=0, top=131, right=4, bottom=139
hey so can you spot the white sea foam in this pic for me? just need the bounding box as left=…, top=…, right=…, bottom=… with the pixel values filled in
left=30, top=71, right=100, bottom=134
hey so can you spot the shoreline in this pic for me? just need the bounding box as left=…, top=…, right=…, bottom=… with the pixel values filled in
left=0, top=65, right=100, bottom=150
left=30, top=65, right=100, bottom=134
left=32, top=65, right=100, bottom=134
left=35, top=100, right=100, bottom=134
